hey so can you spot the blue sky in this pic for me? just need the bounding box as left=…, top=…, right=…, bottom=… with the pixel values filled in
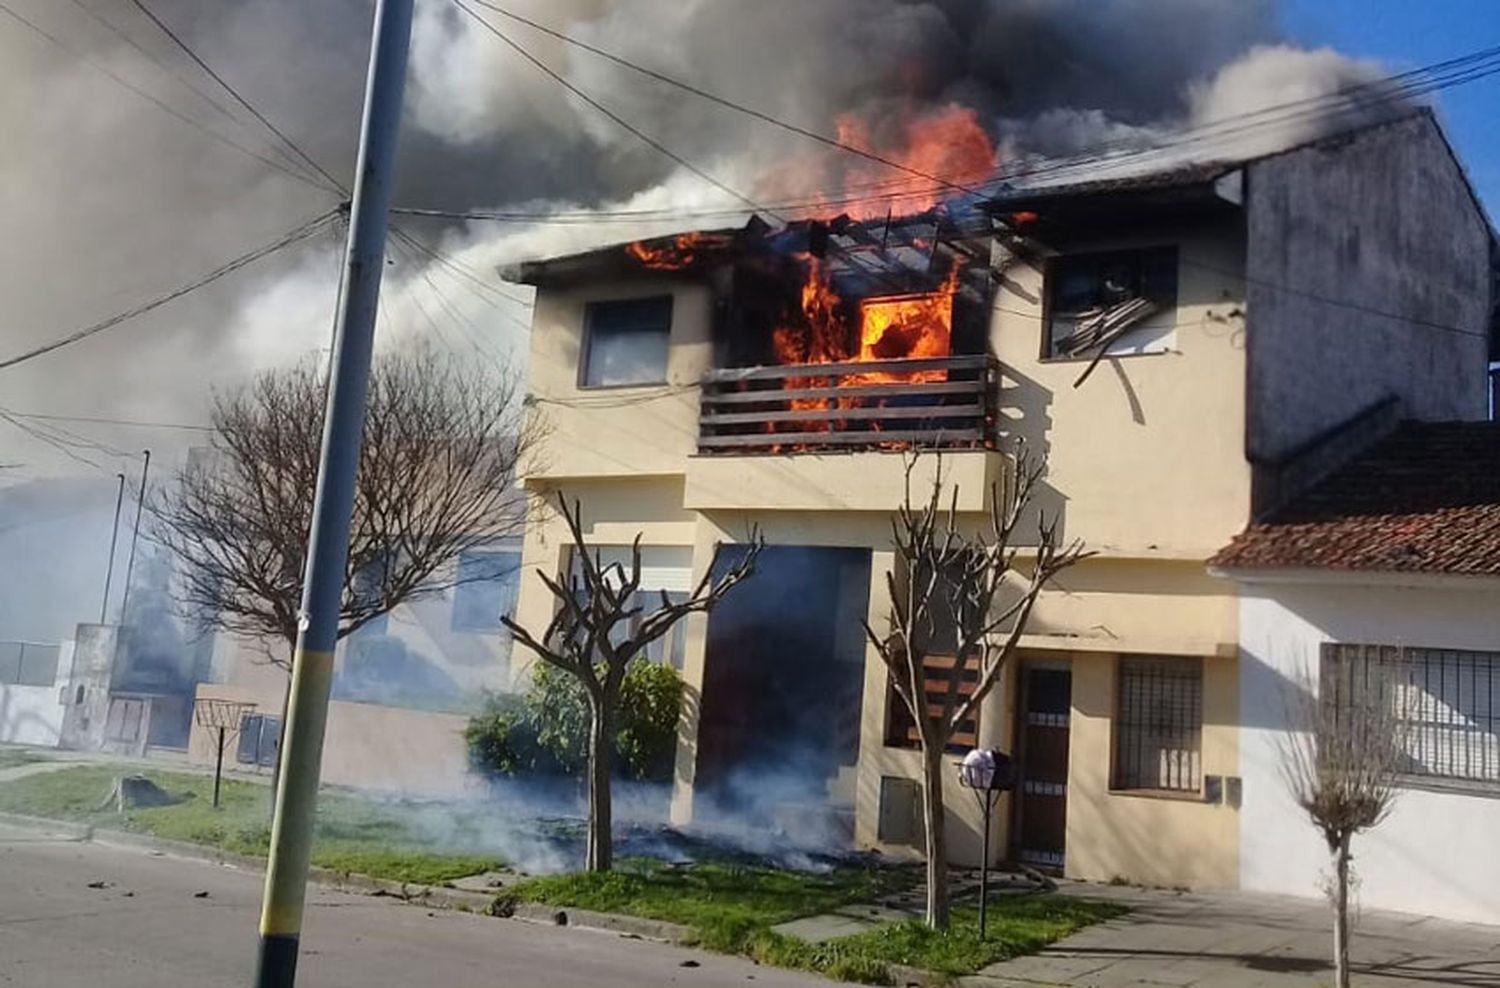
left=1283, top=0, right=1500, bottom=221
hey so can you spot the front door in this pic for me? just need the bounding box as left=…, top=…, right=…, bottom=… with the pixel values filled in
left=1013, top=664, right=1071, bottom=872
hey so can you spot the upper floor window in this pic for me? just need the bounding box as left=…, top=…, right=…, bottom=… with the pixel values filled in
left=451, top=549, right=523, bottom=634
left=581, top=296, right=672, bottom=388
left=1046, top=247, right=1178, bottom=359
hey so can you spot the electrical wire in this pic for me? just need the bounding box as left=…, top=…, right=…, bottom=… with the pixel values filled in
left=0, top=0, right=337, bottom=195
left=0, top=410, right=213, bottom=432
left=128, top=0, right=347, bottom=194
left=452, top=0, right=777, bottom=220
left=404, top=26, right=1500, bottom=225
left=60, top=0, right=241, bottom=125
left=0, top=208, right=340, bottom=372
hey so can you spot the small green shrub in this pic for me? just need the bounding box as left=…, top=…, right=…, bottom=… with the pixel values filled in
left=465, top=659, right=684, bottom=782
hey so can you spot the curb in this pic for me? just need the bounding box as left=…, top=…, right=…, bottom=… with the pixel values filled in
left=0, top=811, right=689, bottom=943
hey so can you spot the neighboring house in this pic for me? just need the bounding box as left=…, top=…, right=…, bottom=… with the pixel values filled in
left=1213, top=421, right=1500, bottom=925
left=504, top=109, right=1494, bottom=890
left=186, top=542, right=522, bottom=796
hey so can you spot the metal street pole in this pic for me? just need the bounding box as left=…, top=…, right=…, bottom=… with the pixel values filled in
left=100, top=473, right=125, bottom=623
left=252, top=1, right=412, bottom=984
left=117, top=449, right=150, bottom=622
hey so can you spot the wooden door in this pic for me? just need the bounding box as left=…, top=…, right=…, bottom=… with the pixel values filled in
left=1013, top=665, right=1071, bottom=872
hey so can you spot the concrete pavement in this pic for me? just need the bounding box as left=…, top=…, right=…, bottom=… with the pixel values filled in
left=0, top=823, right=830, bottom=988
left=979, top=881, right=1500, bottom=988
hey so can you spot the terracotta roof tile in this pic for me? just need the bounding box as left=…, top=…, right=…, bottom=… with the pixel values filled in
left=1211, top=421, right=1500, bottom=575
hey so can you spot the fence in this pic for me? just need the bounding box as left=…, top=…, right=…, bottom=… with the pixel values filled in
left=0, top=641, right=61, bottom=688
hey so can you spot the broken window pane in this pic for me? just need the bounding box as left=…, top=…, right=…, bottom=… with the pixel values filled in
left=1046, top=247, right=1178, bottom=358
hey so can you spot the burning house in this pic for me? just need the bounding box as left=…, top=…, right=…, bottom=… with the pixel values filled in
left=505, top=109, right=1496, bottom=891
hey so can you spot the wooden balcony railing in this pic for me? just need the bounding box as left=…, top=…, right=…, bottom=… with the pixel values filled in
left=698, top=354, right=996, bottom=455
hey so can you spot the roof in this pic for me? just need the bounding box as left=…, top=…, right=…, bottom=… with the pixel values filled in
left=1211, top=421, right=1500, bottom=576
left=987, top=159, right=1241, bottom=207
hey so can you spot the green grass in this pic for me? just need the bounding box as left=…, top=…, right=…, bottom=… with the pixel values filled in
left=511, top=859, right=1124, bottom=984
left=513, top=856, right=915, bottom=953
left=0, top=766, right=501, bottom=886
left=0, top=748, right=45, bottom=770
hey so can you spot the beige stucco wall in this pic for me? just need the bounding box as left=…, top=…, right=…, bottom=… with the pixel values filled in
left=991, top=225, right=1249, bottom=556
left=1064, top=650, right=1240, bottom=888
left=511, top=220, right=1251, bottom=886
left=189, top=682, right=477, bottom=797
left=526, top=278, right=711, bottom=480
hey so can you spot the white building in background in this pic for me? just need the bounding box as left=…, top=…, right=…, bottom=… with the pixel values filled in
left=1213, top=420, right=1500, bottom=925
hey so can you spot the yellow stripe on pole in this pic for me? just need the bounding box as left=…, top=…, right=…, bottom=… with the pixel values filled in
left=258, top=647, right=335, bottom=938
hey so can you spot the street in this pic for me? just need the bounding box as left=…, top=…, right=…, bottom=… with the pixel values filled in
left=0, top=824, right=830, bottom=987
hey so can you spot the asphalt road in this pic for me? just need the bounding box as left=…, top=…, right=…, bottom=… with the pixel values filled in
left=0, top=823, right=833, bottom=987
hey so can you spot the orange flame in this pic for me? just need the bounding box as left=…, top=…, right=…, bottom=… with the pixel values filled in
left=831, top=104, right=995, bottom=220
left=625, top=231, right=733, bottom=270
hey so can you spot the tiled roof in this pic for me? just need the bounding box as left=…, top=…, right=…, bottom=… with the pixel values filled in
left=1211, top=421, right=1500, bottom=576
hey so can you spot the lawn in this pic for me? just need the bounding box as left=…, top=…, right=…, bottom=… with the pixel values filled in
left=0, top=748, right=45, bottom=770
left=509, top=857, right=1124, bottom=983
left=0, top=766, right=500, bottom=886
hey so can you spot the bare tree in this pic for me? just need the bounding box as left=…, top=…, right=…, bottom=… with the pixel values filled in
left=1279, top=650, right=1413, bottom=988
left=864, top=451, right=1086, bottom=930
left=152, top=345, right=536, bottom=763
left=503, top=493, right=762, bottom=872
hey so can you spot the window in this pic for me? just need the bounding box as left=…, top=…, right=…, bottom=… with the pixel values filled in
left=451, top=549, right=523, bottom=633
left=1114, top=656, right=1202, bottom=792
left=1324, top=644, right=1500, bottom=788
left=0, top=641, right=59, bottom=687
left=884, top=652, right=982, bottom=752
left=351, top=554, right=390, bottom=637
left=581, top=296, right=672, bottom=387
left=1045, top=247, right=1177, bottom=358
left=564, top=546, right=693, bottom=669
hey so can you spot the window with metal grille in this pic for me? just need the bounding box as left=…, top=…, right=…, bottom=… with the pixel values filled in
left=884, top=652, right=981, bottom=752
left=1113, top=656, right=1202, bottom=792
left=1324, top=644, right=1500, bottom=788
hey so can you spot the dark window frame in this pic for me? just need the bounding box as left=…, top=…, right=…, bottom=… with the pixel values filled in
left=1112, top=655, right=1203, bottom=794
left=1323, top=643, right=1500, bottom=792
left=579, top=295, right=674, bottom=390
left=1041, top=246, right=1179, bottom=361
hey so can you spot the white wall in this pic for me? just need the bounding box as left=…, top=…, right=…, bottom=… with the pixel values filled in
left=1239, top=578, right=1500, bottom=924
left=0, top=640, right=72, bottom=747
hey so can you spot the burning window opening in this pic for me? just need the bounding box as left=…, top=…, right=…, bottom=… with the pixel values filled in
left=612, top=206, right=1001, bottom=455
left=1046, top=246, right=1179, bottom=363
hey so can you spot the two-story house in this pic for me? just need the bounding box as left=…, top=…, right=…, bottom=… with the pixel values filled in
left=504, top=109, right=1494, bottom=891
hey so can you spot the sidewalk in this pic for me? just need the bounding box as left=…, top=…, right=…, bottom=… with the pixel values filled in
left=978, top=881, right=1500, bottom=987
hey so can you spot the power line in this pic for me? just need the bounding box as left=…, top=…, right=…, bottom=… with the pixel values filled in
left=128, top=0, right=347, bottom=194
left=60, top=0, right=241, bottom=125
left=0, top=0, right=337, bottom=194
left=452, top=0, right=774, bottom=219
left=1, top=410, right=214, bottom=432
left=410, top=25, right=1500, bottom=224
left=0, top=208, right=340, bottom=372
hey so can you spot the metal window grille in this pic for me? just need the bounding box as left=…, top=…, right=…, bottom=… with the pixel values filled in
left=1114, top=657, right=1203, bottom=792
left=1324, top=644, right=1500, bottom=787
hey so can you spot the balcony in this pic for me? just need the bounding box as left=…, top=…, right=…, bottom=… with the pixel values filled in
left=685, top=354, right=1004, bottom=513
left=697, top=354, right=997, bottom=455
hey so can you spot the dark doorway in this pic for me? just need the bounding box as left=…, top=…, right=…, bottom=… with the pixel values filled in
left=695, top=546, right=870, bottom=830
left=1013, top=663, right=1071, bottom=872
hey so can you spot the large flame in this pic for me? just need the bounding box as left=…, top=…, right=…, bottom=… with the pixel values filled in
left=831, top=104, right=996, bottom=219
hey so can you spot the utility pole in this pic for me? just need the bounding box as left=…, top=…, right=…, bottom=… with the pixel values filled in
left=252, top=1, right=412, bottom=985
left=99, top=473, right=125, bottom=623
left=117, top=449, right=150, bottom=622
